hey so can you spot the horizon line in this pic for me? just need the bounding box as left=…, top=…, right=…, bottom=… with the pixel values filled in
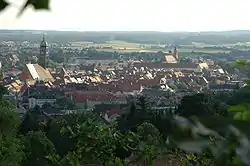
left=1, top=28, right=250, bottom=33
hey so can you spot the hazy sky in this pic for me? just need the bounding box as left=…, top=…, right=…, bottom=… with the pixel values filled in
left=0, top=0, right=249, bottom=32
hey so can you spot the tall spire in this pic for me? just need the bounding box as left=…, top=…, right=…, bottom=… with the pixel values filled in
left=40, top=33, right=48, bottom=47
left=173, top=46, right=179, bottom=62
left=39, top=34, right=48, bottom=69
left=42, top=34, right=45, bottom=42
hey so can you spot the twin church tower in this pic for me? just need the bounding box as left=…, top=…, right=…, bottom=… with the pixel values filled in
left=39, top=34, right=48, bottom=69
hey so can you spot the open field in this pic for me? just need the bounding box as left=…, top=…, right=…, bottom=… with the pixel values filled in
left=95, top=48, right=160, bottom=53
left=70, top=40, right=232, bottom=54
left=70, top=40, right=161, bottom=52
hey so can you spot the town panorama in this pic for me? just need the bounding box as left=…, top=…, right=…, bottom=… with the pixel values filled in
left=1, top=30, right=250, bottom=165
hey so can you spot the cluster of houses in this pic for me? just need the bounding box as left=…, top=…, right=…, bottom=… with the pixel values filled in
left=1, top=38, right=246, bottom=123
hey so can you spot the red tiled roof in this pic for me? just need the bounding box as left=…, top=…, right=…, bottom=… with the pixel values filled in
left=138, top=78, right=160, bottom=87
left=71, top=91, right=126, bottom=103
left=19, top=72, right=31, bottom=80
left=92, top=80, right=141, bottom=93
left=134, top=62, right=197, bottom=69
left=98, top=83, right=117, bottom=91
left=117, top=82, right=141, bottom=92
left=11, top=68, right=21, bottom=72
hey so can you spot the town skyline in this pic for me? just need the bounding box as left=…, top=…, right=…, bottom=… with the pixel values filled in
left=1, top=11, right=250, bottom=164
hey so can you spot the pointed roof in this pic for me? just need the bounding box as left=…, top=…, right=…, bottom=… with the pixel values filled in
left=21, top=64, right=54, bottom=81
left=40, top=34, right=48, bottom=47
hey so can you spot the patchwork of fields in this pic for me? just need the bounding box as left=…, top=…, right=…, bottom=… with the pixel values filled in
left=70, top=40, right=232, bottom=55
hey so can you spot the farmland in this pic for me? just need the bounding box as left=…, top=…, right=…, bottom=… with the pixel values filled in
left=2, top=30, right=250, bottom=60
left=69, top=40, right=232, bottom=54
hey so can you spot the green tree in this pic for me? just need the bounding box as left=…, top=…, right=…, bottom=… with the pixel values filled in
left=0, top=85, right=7, bottom=100
left=62, top=119, right=123, bottom=165
left=22, top=131, right=56, bottom=166
left=0, top=0, right=50, bottom=15
left=118, top=96, right=153, bottom=132
left=178, top=93, right=228, bottom=117
left=0, top=106, right=24, bottom=166
left=19, top=111, right=41, bottom=134
left=175, top=117, right=250, bottom=166
left=178, top=93, right=212, bottom=117
left=228, top=86, right=250, bottom=105
left=55, top=96, right=76, bottom=109
left=228, top=103, right=250, bottom=121
left=45, top=118, right=75, bottom=157
left=42, top=102, right=53, bottom=110
left=133, top=122, right=164, bottom=166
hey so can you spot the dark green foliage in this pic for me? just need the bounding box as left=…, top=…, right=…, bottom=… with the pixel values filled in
left=234, top=61, right=250, bottom=67
left=18, top=0, right=50, bottom=16
left=0, top=0, right=50, bottom=16
left=27, top=0, right=50, bottom=10
left=228, top=86, right=250, bottom=105
left=178, top=92, right=228, bottom=117
left=117, top=96, right=155, bottom=132
left=55, top=96, right=76, bottom=109
left=0, top=85, right=7, bottom=100
left=0, top=107, right=20, bottom=135
left=182, top=153, right=215, bottom=166
left=22, top=131, right=55, bottom=166
left=133, top=122, right=164, bottom=166
left=0, top=105, right=24, bottom=166
left=228, top=103, right=250, bottom=121
left=42, top=102, right=53, bottom=109
left=45, top=119, right=75, bottom=156
left=0, top=136, right=24, bottom=166
left=19, top=109, right=44, bottom=134
left=2, top=82, right=250, bottom=165
left=0, top=0, right=8, bottom=11
left=175, top=116, right=250, bottom=166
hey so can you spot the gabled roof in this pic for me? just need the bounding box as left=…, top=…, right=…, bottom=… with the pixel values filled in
left=21, top=64, right=54, bottom=81
left=164, top=55, right=177, bottom=63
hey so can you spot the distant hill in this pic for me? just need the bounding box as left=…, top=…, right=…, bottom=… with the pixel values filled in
left=1, top=30, right=250, bottom=45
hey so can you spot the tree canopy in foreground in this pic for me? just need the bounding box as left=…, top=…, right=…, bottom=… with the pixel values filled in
left=0, top=0, right=50, bottom=16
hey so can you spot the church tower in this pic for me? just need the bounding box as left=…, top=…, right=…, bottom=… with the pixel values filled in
left=173, top=47, right=179, bottom=62
left=39, top=34, right=48, bottom=69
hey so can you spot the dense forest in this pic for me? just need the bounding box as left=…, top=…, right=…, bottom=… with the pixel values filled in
left=1, top=82, right=250, bottom=165
left=1, top=30, right=250, bottom=44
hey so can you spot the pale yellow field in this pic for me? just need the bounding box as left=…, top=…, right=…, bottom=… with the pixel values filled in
left=70, top=41, right=231, bottom=54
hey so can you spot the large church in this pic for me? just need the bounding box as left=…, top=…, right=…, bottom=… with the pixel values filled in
left=20, top=35, right=54, bottom=82
left=163, top=47, right=179, bottom=63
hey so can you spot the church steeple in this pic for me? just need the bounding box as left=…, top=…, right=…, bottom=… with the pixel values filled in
left=39, top=34, right=48, bottom=69
left=173, top=46, right=179, bottom=62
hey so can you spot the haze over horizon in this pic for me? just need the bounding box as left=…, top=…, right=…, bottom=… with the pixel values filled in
left=0, top=0, right=249, bottom=32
